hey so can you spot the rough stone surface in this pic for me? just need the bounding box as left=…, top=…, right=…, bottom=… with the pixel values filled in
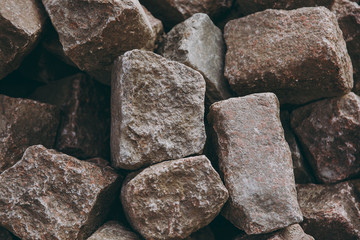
left=0, top=0, right=46, bottom=80
left=31, top=73, right=110, bottom=160
left=291, top=92, right=360, bottom=183
left=207, top=93, right=303, bottom=234
left=224, top=7, right=353, bottom=105
left=331, top=0, right=360, bottom=93
left=41, top=0, right=157, bottom=85
left=160, top=13, right=232, bottom=105
left=297, top=182, right=360, bottom=240
left=111, top=50, right=206, bottom=170
left=87, top=221, right=140, bottom=240
left=0, top=226, right=14, bottom=240
left=0, top=145, right=121, bottom=240
left=121, top=155, right=229, bottom=240
left=0, top=94, right=60, bottom=173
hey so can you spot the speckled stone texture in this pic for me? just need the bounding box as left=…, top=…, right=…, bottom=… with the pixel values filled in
left=0, top=145, right=121, bottom=240
left=160, top=13, right=232, bottom=105
left=291, top=92, right=360, bottom=183
left=121, top=155, right=229, bottom=240
left=41, top=0, right=158, bottom=85
left=31, top=73, right=110, bottom=160
left=207, top=93, right=303, bottom=234
left=111, top=50, right=206, bottom=170
left=297, top=182, right=360, bottom=240
left=224, top=7, right=353, bottom=105
left=0, top=95, right=60, bottom=173
left=236, top=0, right=335, bottom=15
left=87, top=221, right=140, bottom=240
left=0, top=0, right=46, bottom=80
left=331, top=0, right=360, bottom=93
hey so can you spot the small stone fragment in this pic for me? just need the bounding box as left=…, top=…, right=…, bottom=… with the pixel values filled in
left=31, top=73, right=110, bottom=160
left=87, top=221, right=140, bottom=240
left=0, top=95, right=60, bottom=173
left=160, top=13, right=232, bottom=105
left=121, top=155, right=229, bottom=240
left=0, top=145, right=121, bottom=240
left=111, top=50, right=206, bottom=170
left=291, top=92, right=360, bottom=183
left=0, top=0, right=46, bottom=80
left=207, top=93, right=303, bottom=234
left=297, top=182, right=360, bottom=240
left=224, top=7, right=353, bottom=105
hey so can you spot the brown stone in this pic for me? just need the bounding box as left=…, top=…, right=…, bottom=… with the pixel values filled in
left=297, top=182, right=360, bottom=240
left=0, top=0, right=46, bottom=80
left=224, top=7, right=353, bottom=105
left=207, top=93, right=303, bottom=234
left=0, top=145, right=121, bottom=240
left=121, top=155, right=229, bottom=239
left=0, top=94, right=60, bottom=173
left=111, top=50, right=206, bottom=170
left=31, top=73, right=110, bottom=160
left=87, top=221, right=140, bottom=240
left=291, top=92, right=360, bottom=183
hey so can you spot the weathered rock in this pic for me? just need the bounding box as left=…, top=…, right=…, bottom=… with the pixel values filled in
left=0, top=145, right=121, bottom=240
left=236, top=0, right=335, bottom=16
left=224, top=7, right=353, bottom=105
left=331, top=0, right=360, bottom=94
left=87, top=221, right=140, bottom=240
left=235, top=224, right=314, bottom=240
left=291, top=92, right=360, bottom=183
left=0, top=0, right=46, bottom=80
left=0, top=226, right=14, bottom=240
left=160, top=13, right=232, bottom=105
left=111, top=50, right=206, bottom=170
left=297, top=182, right=360, bottom=240
left=207, top=93, right=303, bottom=234
left=41, top=0, right=157, bottom=85
left=31, top=73, right=110, bottom=160
left=0, top=95, right=60, bottom=173
left=121, top=155, right=228, bottom=240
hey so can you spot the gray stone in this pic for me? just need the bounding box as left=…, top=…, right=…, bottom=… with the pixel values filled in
left=0, top=145, right=121, bottom=240
left=111, top=50, right=206, bottom=170
left=87, top=221, right=140, bottom=240
left=224, top=7, right=353, bottom=105
left=160, top=13, right=232, bottom=105
left=0, top=0, right=46, bottom=80
left=0, top=94, right=60, bottom=173
left=121, top=155, right=229, bottom=240
left=207, top=93, right=303, bottom=234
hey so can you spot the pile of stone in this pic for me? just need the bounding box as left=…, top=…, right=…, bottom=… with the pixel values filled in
left=0, top=0, right=359, bottom=239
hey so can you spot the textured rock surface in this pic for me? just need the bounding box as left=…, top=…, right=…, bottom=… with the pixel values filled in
left=111, top=50, right=206, bottom=170
left=331, top=0, right=360, bottom=93
left=160, top=13, right=232, bottom=105
left=121, top=155, right=229, bottom=239
left=224, top=7, right=353, bottom=105
left=291, top=92, right=360, bottom=183
left=0, top=0, right=46, bottom=80
left=31, top=73, right=110, bottom=160
left=87, top=221, right=140, bottom=240
left=0, top=226, right=14, bottom=240
left=41, top=0, right=157, bottom=85
left=0, top=145, right=121, bottom=240
left=207, top=93, right=303, bottom=234
left=0, top=95, right=60, bottom=173
left=297, top=182, right=360, bottom=240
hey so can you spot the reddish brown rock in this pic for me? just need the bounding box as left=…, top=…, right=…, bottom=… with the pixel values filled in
left=111, top=50, right=206, bottom=170
left=87, top=221, right=140, bottom=240
left=0, top=145, right=121, bottom=240
left=224, top=7, right=353, bottom=105
left=121, top=155, right=229, bottom=239
left=207, top=93, right=302, bottom=234
left=31, top=73, right=110, bottom=160
left=0, top=0, right=46, bottom=80
left=0, top=95, right=60, bottom=173
left=297, top=182, right=360, bottom=240
left=291, top=92, right=360, bottom=183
